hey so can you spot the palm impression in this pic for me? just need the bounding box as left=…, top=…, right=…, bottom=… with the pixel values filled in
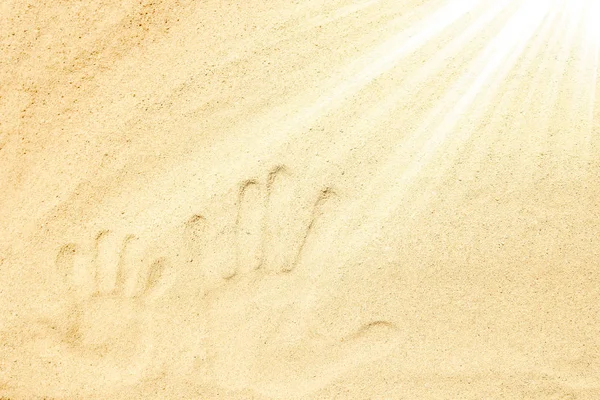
left=182, top=166, right=399, bottom=396
left=51, top=230, right=172, bottom=368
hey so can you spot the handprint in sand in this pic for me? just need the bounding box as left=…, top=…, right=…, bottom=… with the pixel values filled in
left=47, top=230, right=173, bottom=372
left=182, top=166, right=400, bottom=396
left=0, top=229, right=177, bottom=398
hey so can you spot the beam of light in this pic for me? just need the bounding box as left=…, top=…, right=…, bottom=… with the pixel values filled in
left=302, top=0, right=556, bottom=280
left=537, top=0, right=596, bottom=178
left=475, top=4, right=564, bottom=182
left=578, top=0, right=600, bottom=164
left=514, top=0, right=572, bottom=166
left=556, top=0, right=596, bottom=166
left=280, top=2, right=566, bottom=335
left=295, top=0, right=485, bottom=123
left=286, top=0, right=559, bottom=331
left=305, top=0, right=517, bottom=179
left=273, top=0, right=516, bottom=341
left=116, top=0, right=487, bottom=239
left=586, top=0, right=600, bottom=47
left=360, top=0, right=555, bottom=212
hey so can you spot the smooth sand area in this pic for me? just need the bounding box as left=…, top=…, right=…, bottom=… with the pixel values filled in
left=1, top=0, right=600, bottom=398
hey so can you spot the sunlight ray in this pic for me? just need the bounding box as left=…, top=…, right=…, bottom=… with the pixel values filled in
left=460, top=1, right=564, bottom=184
left=574, top=0, right=600, bottom=167
left=116, top=0, right=489, bottom=238
left=438, top=1, right=565, bottom=194
left=365, top=0, right=554, bottom=196
left=321, top=0, right=552, bottom=253
left=300, top=0, right=518, bottom=180
left=296, top=0, right=556, bottom=295
left=297, top=0, right=485, bottom=122
left=544, top=0, right=590, bottom=177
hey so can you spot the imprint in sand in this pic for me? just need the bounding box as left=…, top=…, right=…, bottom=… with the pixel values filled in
left=45, top=230, right=173, bottom=372
left=181, top=166, right=400, bottom=396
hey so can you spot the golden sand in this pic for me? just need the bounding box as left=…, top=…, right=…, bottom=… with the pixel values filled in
left=1, top=0, right=600, bottom=398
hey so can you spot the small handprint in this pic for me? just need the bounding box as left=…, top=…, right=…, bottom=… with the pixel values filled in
left=47, top=230, right=172, bottom=369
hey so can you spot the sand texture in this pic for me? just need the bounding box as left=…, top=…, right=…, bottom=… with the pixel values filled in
left=2, top=0, right=600, bottom=398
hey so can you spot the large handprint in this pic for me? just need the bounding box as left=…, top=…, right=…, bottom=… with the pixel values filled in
left=183, top=166, right=400, bottom=397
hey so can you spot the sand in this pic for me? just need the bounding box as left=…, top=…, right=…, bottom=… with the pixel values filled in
left=1, top=0, right=600, bottom=398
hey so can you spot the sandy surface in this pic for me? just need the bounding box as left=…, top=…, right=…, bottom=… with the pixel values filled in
left=1, top=0, right=600, bottom=398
